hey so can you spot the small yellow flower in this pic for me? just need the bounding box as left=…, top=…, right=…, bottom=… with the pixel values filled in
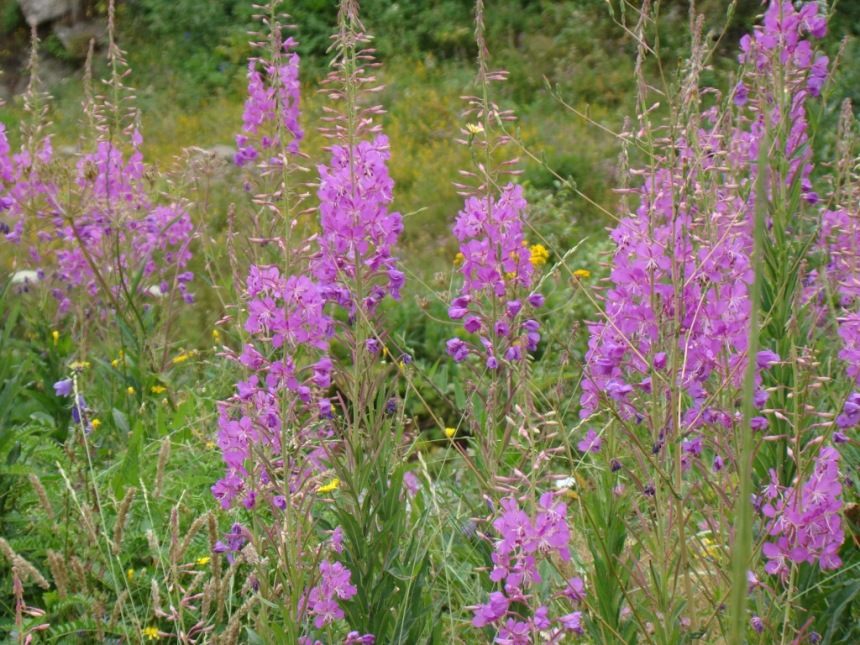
left=52, top=330, right=59, bottom=345
left=529, top=244, right=549, bottom=267
left=317, top=478, right=340, bottom=494
left=573, top=269, right=591, bottom=279
left=111, top=359, right=119, bottom=368
left=453, top=252, right=465, bottom=266
left=70, top=361, right=91, bottom=371
left=212, top=329, right=220, bottom=341
left=91, top=419, right=102, bottom=430
left=444, top=427, right=456, bottom=439
left=205, top=441, right=215, bottom=449
left=172, top=353, right=189, bottom=364
left=701, top=537, right=721, bottom=559
left=196, top=556, right=210, bottom=566
left=127, top=386, right=136, bottom=395
left=151, top=385, right=167, bottom=394
left=127, top=568, right=134, bottom=582
left=143, top=627, right=159, bottom=641
left=466, top=122, right=484, bottom=135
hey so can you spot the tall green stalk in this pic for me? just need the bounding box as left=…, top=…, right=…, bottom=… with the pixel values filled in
left=729, top=138, right=768, bottom=643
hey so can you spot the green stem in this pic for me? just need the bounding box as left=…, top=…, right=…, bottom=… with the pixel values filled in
left=729, top=135, right=767, bottom=643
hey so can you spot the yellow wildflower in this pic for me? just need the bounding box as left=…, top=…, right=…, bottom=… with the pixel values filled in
left=151, top=385, right=167, bottom=394
left=127, top=386, right=135, bottom=395
left=701, top=537, right=721, bottom=559
left=127, top=568, right=134, bottom=582
left=444, top=427, right=456, bottom=439
left=529, top=244, right=549, bottom=267
left=212, top=329, right=220, bottom=341
left=172, top=353, right=189, bottom=364
left=70, top=361, right=91, bottom=371
left=52, top=330, right=59, bottom=345
left=143, top=627, right=159, bottom=640
left=317, top=478, right=340, bottom=494
left=205, top=441, right=215, bottom=449
left=196, top=556, right=210, bottom=566
left=573, top=269, right=591, bottom=279
left=465, top=122, right=484, bottom=135
left=453, top=252, right=465, bottom=265
left=91, top=419, right=102, bottom=430
left=111, top=359, right=119, bottom=368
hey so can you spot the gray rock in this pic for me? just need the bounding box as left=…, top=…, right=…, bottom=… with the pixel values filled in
left=54, top=20, right=105, bottom=58
left=18, top=0, right=81, bottom=27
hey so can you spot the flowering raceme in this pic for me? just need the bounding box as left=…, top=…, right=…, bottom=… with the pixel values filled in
left=0, top=121, right=55, bottom=248
left=234, top=34, right=303, bottom=167
left=212, top=267, right=334, bottom=511
left=581, top=0, right=831, bottom=434
left=49, top=133, right=195, bottom=312
left=447, top=162, right=544, bottom=368
left=813, top=100, right=860, bottom=389
left=579, top=1, right=848, bottom=603
left=214, top=7, right=405, bottom=640
left=761, top=446, right=844, bottom=579
left=472, top=493, right=586, bottom=640
left=1, top=15, right=197, bottom=315
left=314, top=135, right=404, bottom=313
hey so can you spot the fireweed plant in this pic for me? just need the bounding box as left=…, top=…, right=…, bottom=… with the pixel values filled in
left=434, top=2, right=598, bottom=642
left=213, top=1, right=429, bottom=642
left=577, top=1, right=854, bottom=642
left=2, top=5, right=196, bottom=429
left=4, top=1, right=860, bottom=643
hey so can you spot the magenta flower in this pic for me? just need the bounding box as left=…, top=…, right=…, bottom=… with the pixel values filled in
left=558, top=611, right=583, bottom=633
left=305, top=560, right=358, bottom=629
left=472, top=591, right=510, bottom=628
left=577, top=429, right=602, bottom=454
left=563, top=577, right=586, bottom=602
